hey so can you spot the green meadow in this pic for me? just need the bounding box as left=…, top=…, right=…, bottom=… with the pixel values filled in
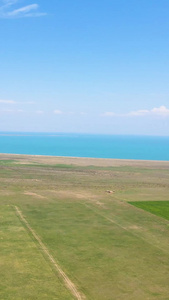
left=129, top=201, right=169, bottom=221
left=0, top=155, right=169, bottom=300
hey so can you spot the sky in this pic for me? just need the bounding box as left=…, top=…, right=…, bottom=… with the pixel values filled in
left=0, top=0, right=169, bottom=135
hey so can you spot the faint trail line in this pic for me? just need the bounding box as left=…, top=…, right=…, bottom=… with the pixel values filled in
left=14, top=206, right=85, bottom=300
left=83, top=202, right=168, bottom=254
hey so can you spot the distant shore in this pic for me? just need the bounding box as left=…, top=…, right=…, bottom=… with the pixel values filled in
left=1, top=153, right=169, bottom=169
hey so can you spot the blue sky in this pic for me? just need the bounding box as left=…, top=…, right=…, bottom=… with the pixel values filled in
left=0, top=0, right=169, bottom=135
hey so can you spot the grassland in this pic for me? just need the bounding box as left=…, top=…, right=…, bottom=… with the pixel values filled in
left=129, top=201, right=169, bottom=221
left=0, top=154, right=169, bottom=300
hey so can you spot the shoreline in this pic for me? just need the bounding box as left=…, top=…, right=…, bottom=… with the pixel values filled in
left=1, top=153, right=169, bottom=168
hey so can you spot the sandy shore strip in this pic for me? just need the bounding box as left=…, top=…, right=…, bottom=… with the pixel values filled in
left=0, top=153, right=169, bottom=169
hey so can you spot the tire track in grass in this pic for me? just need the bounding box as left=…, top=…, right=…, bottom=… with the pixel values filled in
left=83, top=202, right=169, bottom=254
left=14, top=206, right=85, bottom=300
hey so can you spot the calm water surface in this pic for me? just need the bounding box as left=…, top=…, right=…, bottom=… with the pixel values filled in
left=0, top=133, right=169, bottom=161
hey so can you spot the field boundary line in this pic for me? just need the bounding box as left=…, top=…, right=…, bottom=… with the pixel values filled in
left=14, top=206, right=85, bottom=300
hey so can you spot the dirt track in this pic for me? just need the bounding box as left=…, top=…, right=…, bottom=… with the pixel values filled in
left=15, top=206, right=85, bottom=300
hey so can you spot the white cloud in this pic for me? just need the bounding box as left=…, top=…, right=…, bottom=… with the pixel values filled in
left=103, top=112, right=116, bottom=117
left=54, top=110, right=63, bottom=115
left=53, top=110, right=77, bottom=115
left=129, top=109, right=149, bottom=116
left=103, top=106, right=169, bottom=118
left=36, top=110, right=44, bottom=114
left=151, top=106, right=169, bottom=116
left=129, top=106, right=169, bottom=117
left=0, top=0, right=46, bottom=18
left=0, top=99, right=16, bottom=104
left=0, top=99, right=35, bottom=104
left=7, top=4, right=38, bottom=16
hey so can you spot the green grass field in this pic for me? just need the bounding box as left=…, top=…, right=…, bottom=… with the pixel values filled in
left=0, top=155, right=169, bottom=299
left=129, top=201, right=169, bottom=221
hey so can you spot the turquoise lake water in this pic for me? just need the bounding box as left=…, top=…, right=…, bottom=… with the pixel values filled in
left=0, top=133, right=169, bottom=161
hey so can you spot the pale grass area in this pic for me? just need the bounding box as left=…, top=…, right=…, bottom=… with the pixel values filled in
left=24, top=191, right=46, bottom=199
left=1, top=153, right=169, bottom=168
